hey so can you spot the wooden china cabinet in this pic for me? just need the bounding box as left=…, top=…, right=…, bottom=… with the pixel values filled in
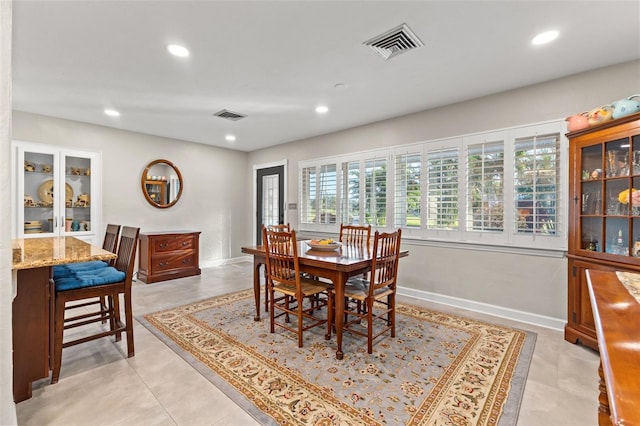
left=566, top=112, right=640, bottom=350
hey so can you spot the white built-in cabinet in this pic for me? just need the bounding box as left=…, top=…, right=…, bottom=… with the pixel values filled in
left=12, top=140, right=102, bottom=244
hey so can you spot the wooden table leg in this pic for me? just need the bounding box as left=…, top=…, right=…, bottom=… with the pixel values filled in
left=334, top=271, right=346, bottom=360
left=597, top=361, right=612, bottom=425
left=252, top=257, right=263, bottom=321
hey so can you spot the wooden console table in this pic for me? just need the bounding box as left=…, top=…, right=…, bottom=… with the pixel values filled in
left=138, top=231, right=201, bottom=283
left=586, top=269, right=640, bottom=425
left=11, top=237, right=116, bottom=402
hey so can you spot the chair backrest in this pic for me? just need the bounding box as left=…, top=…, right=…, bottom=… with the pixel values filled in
left=267, top=223, right=290, bottom=232
left=113, top=226, right=140, bottom=284
left=339, top=224, right=371, bottom=246
left=262, top=225, right=300, bottom=289
left=368, top=229, right=402, bottom=295
left=103, top=224, right=121, bottom=265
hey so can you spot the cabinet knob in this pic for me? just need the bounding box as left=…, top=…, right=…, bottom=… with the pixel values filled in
left=159, top=243, right=168, bottom=248
left=159, top=261, right=169, bottom=266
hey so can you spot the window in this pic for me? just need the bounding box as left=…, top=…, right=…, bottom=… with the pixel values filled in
left=298, top=120, right=566, bottom=251
left=394, top=152, right=421, bottom=229
left=514, top=133, right=559, bottom=235
left=319, top=164, right=337, bottom=224
left=364, top=157, right=387, bottom=226
left=299, top=166, right=316, bottom=224
left=466, top=140, right=505, bottom=233
left=340, top=160, right=360, bottom=224
left=426, top=148, right=459, bottom=230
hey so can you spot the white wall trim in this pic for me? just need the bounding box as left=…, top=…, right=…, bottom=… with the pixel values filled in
left=211, top=256, right=566, bottom=331
left=252, top=159, right=288, bottom=245
left=200, top=256, right=250, bottom=269
left=397, top=286, right=566, bottom=331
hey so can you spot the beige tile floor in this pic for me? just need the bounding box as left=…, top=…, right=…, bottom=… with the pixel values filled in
left=16, top=262, right=600, bottom=425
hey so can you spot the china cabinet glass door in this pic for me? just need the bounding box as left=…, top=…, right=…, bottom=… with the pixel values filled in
left=579, top=135, right=640, bottom=257
left=63, top=151, right=94, bottom=236
left=14, top=141, right=100, bottom=242
left=21, top=147, right=57, bottom=236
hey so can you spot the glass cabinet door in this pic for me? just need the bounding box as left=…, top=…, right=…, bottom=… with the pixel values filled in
left=15, top=141, right=99, bottom=241
left=63, top=152, right=94, bottom=235
left=22, top=148, right=58, bottom=236
left=578, top=136, right=640, bottom=257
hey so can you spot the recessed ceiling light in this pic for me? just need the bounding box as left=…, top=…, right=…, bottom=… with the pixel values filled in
left=104, top=109, right=120, bottom=117
left=225, top=135, right=236, bottom=142
left=315, top=106, right=329, bottom=114
left=532, top=30, right=559, bottom=46
left=167, top=44, right=190, bottom=57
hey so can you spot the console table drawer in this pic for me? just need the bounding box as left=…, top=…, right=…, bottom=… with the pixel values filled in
left=153, top=252, right=196, bottom=272
left=152, top=235, right=195, bottom=253
left=138, top=231, right=201, bottom=284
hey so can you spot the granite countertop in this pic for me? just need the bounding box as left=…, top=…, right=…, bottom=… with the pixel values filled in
left=12, top=236, right=116, bottom=270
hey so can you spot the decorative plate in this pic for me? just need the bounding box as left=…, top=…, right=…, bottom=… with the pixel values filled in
left=307, top=241, right=342, bottom=251
left=38, top=180, right=73, bottom=204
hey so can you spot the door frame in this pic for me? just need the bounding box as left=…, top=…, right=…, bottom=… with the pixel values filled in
left=253, top=159, right=288, bottom=245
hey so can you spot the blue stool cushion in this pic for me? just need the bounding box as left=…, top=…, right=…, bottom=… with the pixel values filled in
left=54, top=267, right=125, bottom=291
left=53, top=260, right=109, bottom=279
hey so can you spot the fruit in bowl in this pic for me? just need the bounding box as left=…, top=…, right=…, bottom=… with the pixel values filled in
left=310, top=239, right=335, bottom=245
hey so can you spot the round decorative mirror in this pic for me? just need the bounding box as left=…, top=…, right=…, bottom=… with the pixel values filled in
left=141, top=159, right=183, bottom=208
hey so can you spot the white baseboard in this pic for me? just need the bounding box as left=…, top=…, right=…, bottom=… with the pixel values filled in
left=208, top=256, right=566, bottom=331
left=200, top=256, right=251, bottom=269
left=397, top=286, right=566, bottom=331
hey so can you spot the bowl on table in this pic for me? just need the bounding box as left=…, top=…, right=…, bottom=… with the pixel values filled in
left=307, top=239, right=342, bottom=251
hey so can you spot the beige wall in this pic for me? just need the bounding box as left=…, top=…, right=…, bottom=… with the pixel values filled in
left=11, top=112, right=249, bottom=265
left=1, top=0, right=16, bottom=423
left=246, top=60, right=640, bottom=326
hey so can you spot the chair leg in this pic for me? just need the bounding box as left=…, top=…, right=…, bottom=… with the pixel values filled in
left=269, top=288, right=275, bottom=333
left=51, top=294, right=66, bottom=384
left=124, top=287, right=135, bottom=357
left=263, top=268, right=269, bottom=313
left=390, top=294, right=396, bottom=338
left=112, top=293, right=122, bottom=342
left=297, top=296, right=304, bottom=348
left=367, top=298, right=374, bottom=354
left=285, top=296, right=291, bottom=323
left=100, top=296, right=107, bottom=324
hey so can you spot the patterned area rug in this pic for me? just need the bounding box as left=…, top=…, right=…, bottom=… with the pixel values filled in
left=139, top=289, right=536, bottom=425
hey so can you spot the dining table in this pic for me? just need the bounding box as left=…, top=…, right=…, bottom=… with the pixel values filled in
left=241, top=240, right=408, bottom=360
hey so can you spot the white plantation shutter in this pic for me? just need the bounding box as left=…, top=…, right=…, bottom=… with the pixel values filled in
left=426, top=148, right=459, bottom=230
left=340, top=160, right=360, bottom=224
left=513, top=133, right=559, bottom=235
left=394, top=152, right=421, bottom=229
left=364, top=157, right=387, bottom=226
left=319, top=164, right=337, bottom=224
left=298, top=121, right=566, bottom=251
left=466, top=141, right=504, bottom=232
left=299, top=166, right=316, bottom=224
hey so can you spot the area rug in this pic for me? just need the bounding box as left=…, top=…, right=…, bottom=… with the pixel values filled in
left=138, top=289, right=536, bottom=425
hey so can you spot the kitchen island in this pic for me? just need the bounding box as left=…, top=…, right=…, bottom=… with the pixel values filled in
left=11, top=236, right=116, bottom=402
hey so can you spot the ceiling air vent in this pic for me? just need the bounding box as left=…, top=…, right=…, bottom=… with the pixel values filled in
left=213, top=109, right=247, bottom=121
left=363, top=23, right=424, bottom=61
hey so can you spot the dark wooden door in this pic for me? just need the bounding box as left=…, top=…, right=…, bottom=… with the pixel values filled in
left=256, top=165, right=285, bottom=244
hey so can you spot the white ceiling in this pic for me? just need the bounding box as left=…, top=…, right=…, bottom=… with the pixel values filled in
left=11, top=1, right=640, bottom=152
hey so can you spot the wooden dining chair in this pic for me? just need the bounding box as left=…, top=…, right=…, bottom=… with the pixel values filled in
left=263, top=223, right=291, bottom=311
left=267, top=223, right=290, bottom=232
left=50, top=226, right=140, bottom=384
left=339, top=224, right=371, bottom=246
left=326, top=229, right=402, bottom=354
left=52, top=224, right=121, bottom=323
left=262, top=225, right=332, bottom=348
